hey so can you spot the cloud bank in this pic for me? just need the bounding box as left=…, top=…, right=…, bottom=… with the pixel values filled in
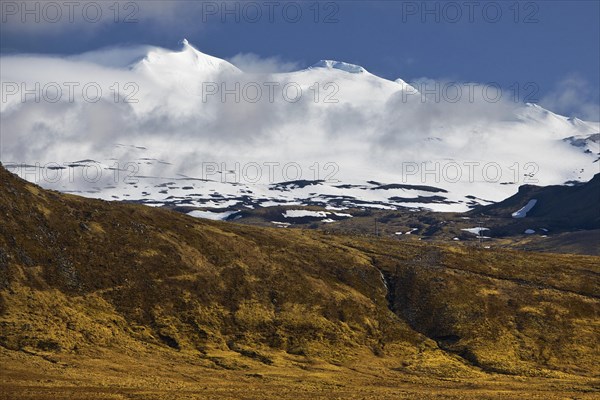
left=1, top=41, right=598, bottom=198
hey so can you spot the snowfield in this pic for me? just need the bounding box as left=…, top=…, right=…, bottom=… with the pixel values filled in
left=2, top=39, right=598, bottom=213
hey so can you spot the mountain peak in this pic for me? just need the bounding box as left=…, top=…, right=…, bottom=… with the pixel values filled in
left=136, top=39, right=240, bottom=75
left=310, top=60, right=367, bottom=74
left=395, top=78, right=419, bottom=93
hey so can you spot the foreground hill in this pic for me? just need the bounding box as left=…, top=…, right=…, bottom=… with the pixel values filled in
left=0, top=164, right=599, bottom=399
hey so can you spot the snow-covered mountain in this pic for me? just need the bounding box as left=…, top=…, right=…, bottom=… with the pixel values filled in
left=1, top=39, right=598, bottom=216
left=134, top=39, right=241, bottom=79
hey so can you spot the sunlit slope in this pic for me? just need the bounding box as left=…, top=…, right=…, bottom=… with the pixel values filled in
left=0, top=163, right=598, bottom=398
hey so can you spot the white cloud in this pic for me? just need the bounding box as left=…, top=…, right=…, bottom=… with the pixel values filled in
left=540, top=74, right=600, bottom=122
left=228, top=53, right=302, bottom=74
left=1, top=41, right=597, bottom=197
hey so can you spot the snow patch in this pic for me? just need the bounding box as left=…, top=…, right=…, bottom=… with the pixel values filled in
left=512, top=199, right=538, bottom=218
left=461, top=227, right=490, bottom=235
left=333, top=212, right=353, bottom=217
left=283, top=210, right=328, bottom=218
left=188, top=210, right=238, bottom=220
left=271, top=221, right=291, bottom=227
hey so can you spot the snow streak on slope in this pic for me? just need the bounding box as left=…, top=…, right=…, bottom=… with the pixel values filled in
left=512, top=199, right=538, bottom=218
left=1, top=40, right=598, bottom=213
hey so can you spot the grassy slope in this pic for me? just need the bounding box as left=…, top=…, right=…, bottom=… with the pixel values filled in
left=0, top=165, right=599, bottom=399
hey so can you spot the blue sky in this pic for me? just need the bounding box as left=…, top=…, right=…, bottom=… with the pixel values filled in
left=1, top=0, right=599, bottom=120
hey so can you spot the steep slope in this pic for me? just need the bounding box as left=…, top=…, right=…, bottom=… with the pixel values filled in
left=1, top=164, right=599, bottom=398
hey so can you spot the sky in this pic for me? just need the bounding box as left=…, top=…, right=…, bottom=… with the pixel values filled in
left=1, top=0, right=599, bottom=120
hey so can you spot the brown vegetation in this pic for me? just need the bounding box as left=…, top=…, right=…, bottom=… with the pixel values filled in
left=0, top=165, right=598, bottom=399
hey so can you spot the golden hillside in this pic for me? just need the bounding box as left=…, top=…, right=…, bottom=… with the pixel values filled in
left=0, top=165, right=598, bottom=399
